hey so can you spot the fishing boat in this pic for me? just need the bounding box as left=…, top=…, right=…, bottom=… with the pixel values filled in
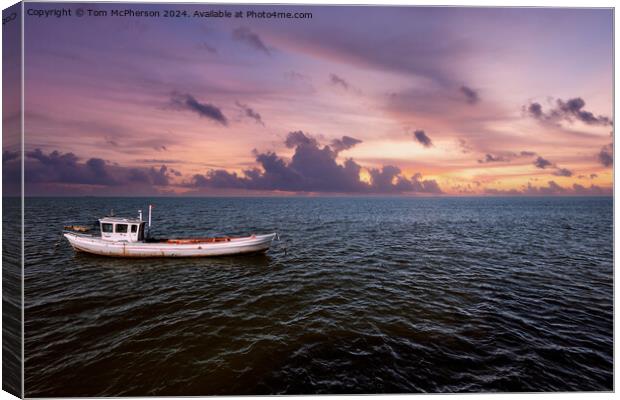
left=63, top=206, right=277, bottom=258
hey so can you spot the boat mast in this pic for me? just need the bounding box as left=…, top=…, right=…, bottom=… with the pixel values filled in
left=148, top=204, right=153, bottom=228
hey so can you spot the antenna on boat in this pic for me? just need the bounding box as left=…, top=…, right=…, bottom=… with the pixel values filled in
left=138, top=209, right=143, bottom=221
left=148, top=204, right=153, bottom=228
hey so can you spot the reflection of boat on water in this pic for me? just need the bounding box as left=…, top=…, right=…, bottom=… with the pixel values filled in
left=63, top=205, right=277, bottom=258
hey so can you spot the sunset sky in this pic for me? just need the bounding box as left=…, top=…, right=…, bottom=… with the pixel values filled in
left=5, top=4, right=613, bottom=195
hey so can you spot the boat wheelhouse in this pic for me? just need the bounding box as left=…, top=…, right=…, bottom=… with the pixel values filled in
left=99, top=217, right=147, bottom=243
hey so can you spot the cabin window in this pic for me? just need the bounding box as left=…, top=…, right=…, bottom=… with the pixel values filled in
left=102, top=223, right=113, bottom=233
left=115, top=224, right=128, bottom=233
left=131, top=225, right=138, bottom=233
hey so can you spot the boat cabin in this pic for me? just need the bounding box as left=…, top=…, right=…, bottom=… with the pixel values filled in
left=99, top=217, right=146, bottom=243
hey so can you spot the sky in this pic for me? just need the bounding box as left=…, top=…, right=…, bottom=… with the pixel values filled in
left=4, top=4, right=614, bottom=196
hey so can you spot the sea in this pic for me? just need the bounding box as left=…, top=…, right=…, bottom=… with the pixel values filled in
left=18, top=196, right=613, bottom=395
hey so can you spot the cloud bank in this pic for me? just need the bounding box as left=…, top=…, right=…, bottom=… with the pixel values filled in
left=5, top=149, right=176, bottom=195
left=485, top=180, right=610, bottom=196
left=190, top=131, right=442, bottom=194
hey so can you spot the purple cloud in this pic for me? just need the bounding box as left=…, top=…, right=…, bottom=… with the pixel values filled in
left=413, top=130, right=433, bottom=148
left=128, top=165, right=172, bottom=186
left=235, top=101, right=264, bottom=126
left=553, top=168, right=573, bottom=177
left=459, top=85, right=479, bottom=104
left=330, top=135, right=362, bottom=153
left=285, top=130, right=319, bottom=148
left=170, top=92, right=228, bottom=125
left=478, top=153, right=510, bottom=163
left=557, top=98, right=612, bottom=126
left=527, top=97, right=612, bottom=126
left=527, top=102, right=544, bottom=118
left=329, top=73, right=349, bottom=90
left=485, top=181, right=610, bottom=196
left=476, top=150, right=539, bottom=164
left=22, top=149, right=174, bottom=188
left=534, top=156, right=553, bottom=169
left=3, top=150, right=19, bottom=164
left=233, top=27, right=271, bottom=55
left=598, top=143, right=613, bottom=167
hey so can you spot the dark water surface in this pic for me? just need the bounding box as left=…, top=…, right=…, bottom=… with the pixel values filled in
left=3, top=198, right=22, bottom=397
left=23, top=196, right=613, bottom=395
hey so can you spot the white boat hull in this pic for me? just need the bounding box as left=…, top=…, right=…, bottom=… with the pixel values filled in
left=64, top=232, right=277, bottom=258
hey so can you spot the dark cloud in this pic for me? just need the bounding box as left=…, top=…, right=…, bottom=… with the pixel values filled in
left=557, top=98, right=612, bottom=126
left=190, top=131, right=441, bottom=194
left=25, top=149, right=118, bottom=185
left=170, top=92, right=228, bottom=125
left=553, top=168, right=573, bottom=177
left=590, top=173, right=598, bottom=179
left=193, top=169, right=248, bottom=190
left=572, top=183, right=608, bottom=195
left=485, top=181, right=609, bottom=196
left=22, top=149, right=175, bottom=189
left=367, top=168, right=441, bottom=194
left=527, top=102, right=543, bottom=119
left=413, top=130, right=433, bottom=148
left=330, top=135, right=362, bottom=154
left=3, top=150, right=21, bottom=194
left=525, top=181, right=566, bottom=195
left=329, top=73, right=349, bottom=90
left=86, top=158, right=116, bottom=185
left=533, top=156, right=552, bottom=169
left=128, top=165, right=171, bottom=186
left=233, top=27, right=271, bottom=55
left=459, top=85, right=479, bottom=104
left=598, top=143, right=613, bottom=167
left=529, top=155, right=575, bottom=177
left=235, top=101, right=264, bottom=126
left=526, top=97, right=612, bottom=126
left=477, top=151, right=537, bottom=164
left=478, top=153, right=510, bottom=163
left=3, top=150, right=19, bottom=164
left=285, top=130, right=319, bottom=148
